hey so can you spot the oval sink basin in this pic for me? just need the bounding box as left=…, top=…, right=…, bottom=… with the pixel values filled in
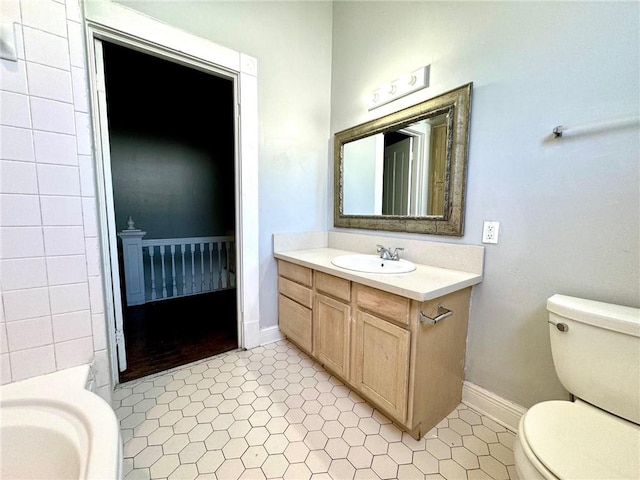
left=331, top=254, right=416, bottom=274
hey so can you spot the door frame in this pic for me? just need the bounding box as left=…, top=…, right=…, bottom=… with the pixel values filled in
left=83, top=1, right=260, bottom=386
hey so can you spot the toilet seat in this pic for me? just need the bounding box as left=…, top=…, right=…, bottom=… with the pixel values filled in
left=519, top=400, right=640, bottom=480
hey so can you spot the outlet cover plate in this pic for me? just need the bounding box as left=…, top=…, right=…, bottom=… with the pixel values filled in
left=482, top=221, right=500, bottom=244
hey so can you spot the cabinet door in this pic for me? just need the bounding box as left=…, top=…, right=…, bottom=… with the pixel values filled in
left=354, top=311, right=410, bottom=423
left=279, top=294, right=312, bottom=353
left=314, top=294, right=350, bottom=379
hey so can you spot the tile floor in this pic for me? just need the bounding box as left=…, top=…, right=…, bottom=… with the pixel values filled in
left=114, top=340, right=520, bottom=480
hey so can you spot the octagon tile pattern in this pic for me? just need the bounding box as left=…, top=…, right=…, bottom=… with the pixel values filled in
left=115, top=340, right=519, bottom=480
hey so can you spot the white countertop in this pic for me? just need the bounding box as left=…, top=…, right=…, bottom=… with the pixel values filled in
left=274, top=247, right=483, bottom=302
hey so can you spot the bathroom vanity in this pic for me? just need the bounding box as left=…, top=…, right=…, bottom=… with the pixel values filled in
left=273, top=233, right=484, bottom=439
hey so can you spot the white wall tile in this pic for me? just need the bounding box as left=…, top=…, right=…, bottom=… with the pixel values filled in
left=0, top=257, right=47, bottom=290
left=0, top=226, right=44, bottom=258
left=71, top=66, right=89, bottom=112
left=1, top=0, right=106, bottom=388
left=96, top=384, right=112, bottom=405
left=84, top=236, right=101, bottom=276
left=52, top=309, right=91, bottom=342
left=30, top=97, right=75, bottom=134
left=6, top=316, right=53, bottom=350
left=2, top=286, right=50, bottom=321
left=74, top=111, right=92, bottom=155
left=26, top=62, right=73, bottom=103
left=0, top=59, right=28, bottom=94
left=46, top=254, right=87, bottom=285
left=37, top=164, right=80, bottom=195
left=10, top=344, right=55, bottom=380
left=78, top=155, right=96, bottom=197
left=55, top=336, right=93, bottom=369
left=0, top=194, right=41, bottom=226
left=66, top=21, right=85, bottom=69
left=91, top=313, right=106, bottom=351
left=1, top=161, right=38, bottom=195
left=0, top=322, right=8, bottom=354
left=41, top=195, right=83, bottom=226
left=0, top=0, right=21, bottom=23
left=93, top=347, right=110, bottom=387
left=0, top=126, right=34, bottom=162
left=0, top=91, right=30, bottom=128
left=65, top=0, right=82, bottom=23
left=20, top=0, right=67, bottom=37
left=43, top=225, right=85, bottom=255
left=22, top=27, right=69, bottom=70
left=0, top=353, right=11, bottom=384
left=33, top=131, right=77, bottom=165
left=49, top=281, right=90, bottom=314
left=81, top=197, right=97, bottom=236
left=88, top=275, right=105, bottom=314
left=12, top=24, right=25, bottom=61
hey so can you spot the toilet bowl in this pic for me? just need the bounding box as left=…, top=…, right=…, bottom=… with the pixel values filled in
left=513, top=294, right=640, bottom=480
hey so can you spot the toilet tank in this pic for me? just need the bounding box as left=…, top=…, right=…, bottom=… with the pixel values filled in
left=547, top=294, right=640, bottom=425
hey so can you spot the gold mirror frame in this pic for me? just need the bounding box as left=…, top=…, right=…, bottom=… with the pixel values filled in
left=334, top=82, right=472, bottom=236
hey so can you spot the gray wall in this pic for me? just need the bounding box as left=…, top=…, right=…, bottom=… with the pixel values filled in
left=331, top=1, right=640, bottom=408
left=114, top=1, right=640, bottom=409
left=104, top=42, right=235, bottom=239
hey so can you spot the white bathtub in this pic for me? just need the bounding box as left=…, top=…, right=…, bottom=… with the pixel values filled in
left=0, top=365, right=122, bottom=479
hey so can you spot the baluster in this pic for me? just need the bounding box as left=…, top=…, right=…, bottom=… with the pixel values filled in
left=160, top=245, right=167, bottom=298
left=209, top=242, right=214, bottom=291
left=149, top=246, right=157, bottom=300
left=225, top=241, right=231, bottom=288
left=170, top=244, right=177, bottom=297
left=180, top=244, right=186, bottom=295
left=199, top=242, right=205, bottom=292
left=190, top=243, right=196, bottom=294
left=217, top=242, right=223, bottom=289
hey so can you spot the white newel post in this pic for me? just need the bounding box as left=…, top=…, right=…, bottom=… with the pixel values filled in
left=117, top=217, right=147, bottom=306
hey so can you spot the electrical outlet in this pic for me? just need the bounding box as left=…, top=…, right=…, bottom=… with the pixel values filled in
left=482, top=221, right=500, bottom=244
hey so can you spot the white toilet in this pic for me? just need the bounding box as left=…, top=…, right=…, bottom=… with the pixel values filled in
left=514, top=294, right=640, bottom=480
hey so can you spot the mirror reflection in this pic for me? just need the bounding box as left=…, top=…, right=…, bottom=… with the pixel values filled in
left=334, top=83, right=472, bottom=236
left=342, top=112, right=449, bottom=217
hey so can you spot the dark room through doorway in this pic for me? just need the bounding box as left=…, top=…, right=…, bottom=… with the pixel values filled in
left=101, top=41, right=238, bottom=383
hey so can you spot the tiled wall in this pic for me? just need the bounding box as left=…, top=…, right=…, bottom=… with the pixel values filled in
left=0, top=0, right=112, bottom=401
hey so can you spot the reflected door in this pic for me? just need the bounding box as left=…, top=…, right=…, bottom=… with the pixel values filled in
left=428, top=124, right=446, bottom=216
left=382, top=137, right=412, bottom=215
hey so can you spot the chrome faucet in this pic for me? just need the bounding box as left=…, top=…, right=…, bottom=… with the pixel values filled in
left=376, top=245, right=404, bottom=261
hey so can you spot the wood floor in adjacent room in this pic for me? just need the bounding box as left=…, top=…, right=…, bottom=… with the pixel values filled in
left=119, top=289, right=238, bottom=383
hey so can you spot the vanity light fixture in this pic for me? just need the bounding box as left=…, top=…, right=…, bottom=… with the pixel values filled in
left=367, top=65, right=430, bottom=110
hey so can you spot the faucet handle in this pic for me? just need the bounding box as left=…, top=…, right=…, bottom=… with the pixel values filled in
left=376, top=244, right=385, bottom=252
left=391, top=247, right=404, bottom=260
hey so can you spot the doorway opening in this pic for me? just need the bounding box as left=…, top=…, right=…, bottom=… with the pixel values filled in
left=101, top=41, right=238, bottom=383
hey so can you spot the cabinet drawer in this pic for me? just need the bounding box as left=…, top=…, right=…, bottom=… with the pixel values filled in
left=315, top=271, right=350, bottom=302
left=278, top=294, right=312, bottom=353
left=355, top=284, right=410, bottom=326
left=279, top=276, right=313, bottom=309
left=278, top=260, right=312, bottom=287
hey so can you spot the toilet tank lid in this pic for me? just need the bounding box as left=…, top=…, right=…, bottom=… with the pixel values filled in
left=547, top=294, right=640, bottom=338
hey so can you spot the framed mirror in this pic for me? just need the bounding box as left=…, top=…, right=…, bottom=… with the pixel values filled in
left=334, top=83, right=472, bottom=236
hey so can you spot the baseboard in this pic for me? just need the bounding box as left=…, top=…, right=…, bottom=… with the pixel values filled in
left=462, top=381, right=527, bottom=433
left=260, top=325, right=284, bottom=345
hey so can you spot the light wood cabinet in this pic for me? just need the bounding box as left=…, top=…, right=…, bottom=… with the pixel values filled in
left=354, top=310, right=410, bottom=422
left=277, top=261, right=313, bottom=354
left=277, top=259, right=472, bottom=439
left=313, top=271, right=351, bottom=379
left=314, top=293, right=350, bottom=379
